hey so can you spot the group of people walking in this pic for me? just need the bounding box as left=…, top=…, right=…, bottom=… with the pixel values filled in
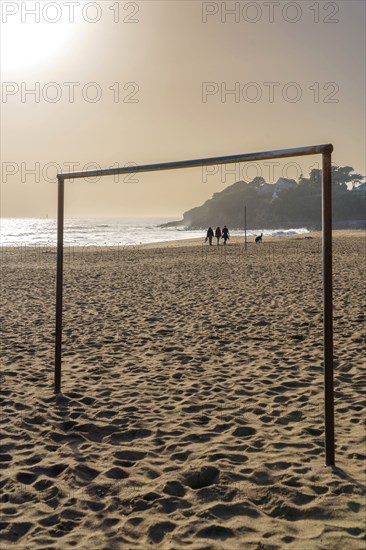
left=205, top=225, right=230, bottom=246
left=205, top=227, right=264, bottom=245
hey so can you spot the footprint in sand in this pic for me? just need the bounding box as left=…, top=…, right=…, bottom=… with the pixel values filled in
left=183, top=465, right=219, bottom=490
left=147, top=520, right=176, bottom=544
left=232, top=426, right=256, bottom=437
left=196, top=524, right=235, bottom=540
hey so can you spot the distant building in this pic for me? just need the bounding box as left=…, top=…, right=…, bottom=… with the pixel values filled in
left=352, top=182, right=366, bottom=191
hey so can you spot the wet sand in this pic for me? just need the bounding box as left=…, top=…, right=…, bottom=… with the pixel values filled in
left=0, top=231, right=365, bottom=548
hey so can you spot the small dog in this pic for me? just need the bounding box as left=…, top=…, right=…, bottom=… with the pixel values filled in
left=255, top=233, right=263, bottom=244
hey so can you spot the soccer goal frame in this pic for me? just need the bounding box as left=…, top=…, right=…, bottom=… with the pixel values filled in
left=55, top=144, right=335, bottom=465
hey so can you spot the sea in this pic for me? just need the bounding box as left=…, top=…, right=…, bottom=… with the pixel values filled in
left=0, top=218, right=309, bottom=247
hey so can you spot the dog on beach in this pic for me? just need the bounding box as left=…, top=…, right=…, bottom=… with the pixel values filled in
left=255, top=233, right=263, bottom=244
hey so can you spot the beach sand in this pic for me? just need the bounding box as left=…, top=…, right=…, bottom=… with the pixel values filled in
left=0, top=231, right=365, bottom=549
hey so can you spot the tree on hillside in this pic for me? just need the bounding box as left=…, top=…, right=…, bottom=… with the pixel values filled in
left=299, top=165, right=365, bottom=192
left=332, top=165, right=365, bottom=190
left=248, top=176, right=266, bottom=188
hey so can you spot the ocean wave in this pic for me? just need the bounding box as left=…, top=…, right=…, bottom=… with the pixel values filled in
left=0, top=218, right=309, bottom=247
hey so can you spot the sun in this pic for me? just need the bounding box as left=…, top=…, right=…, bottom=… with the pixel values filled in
left=0, top=4, right=78, bottom=75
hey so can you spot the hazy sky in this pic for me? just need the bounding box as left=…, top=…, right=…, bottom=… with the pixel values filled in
left=1, top=0, right=365, bottom=218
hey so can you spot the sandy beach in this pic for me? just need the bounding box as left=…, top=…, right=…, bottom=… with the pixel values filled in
left=0, top=230, right=365, bottom=549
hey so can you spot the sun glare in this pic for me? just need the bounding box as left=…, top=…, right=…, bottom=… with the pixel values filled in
left=1, top=7, right=77, bottom=74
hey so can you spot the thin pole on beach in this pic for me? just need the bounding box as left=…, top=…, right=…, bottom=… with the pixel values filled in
left=244, top=205, right=247, bottom=250
left=55, top=175, right=64, bottom=394
left=322, top=152, right=335, bottom=466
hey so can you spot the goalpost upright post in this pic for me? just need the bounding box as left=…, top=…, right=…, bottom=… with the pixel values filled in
left=322, top=149, right=335, bottom=466
left=55, top=174, right=64, bottom=394
left=54, top=144, right=335, bottom=465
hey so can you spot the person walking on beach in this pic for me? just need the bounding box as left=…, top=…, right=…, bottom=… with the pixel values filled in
left=215, top=226, right=222, bottom=246
left=205, top=226, right=214, bottom=245
left=222, top=225, right=230, bottom=245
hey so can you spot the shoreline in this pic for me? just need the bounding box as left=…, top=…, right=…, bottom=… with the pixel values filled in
left=0, top=229, right=364, bottom=254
